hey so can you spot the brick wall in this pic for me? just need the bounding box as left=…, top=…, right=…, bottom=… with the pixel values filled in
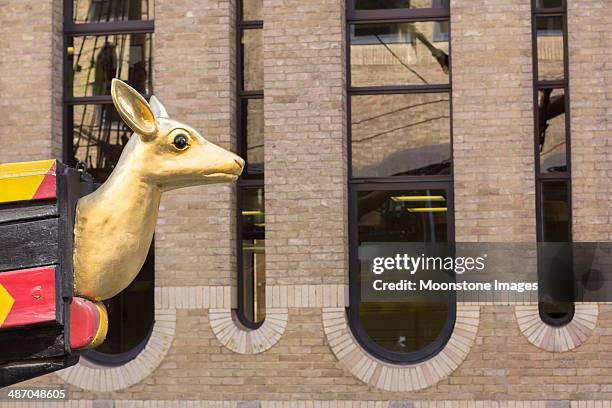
left=451, top=0, right=536, bottom=242
left=3, top=0, right=612, bottom=403
left=154, top=0, right=237, bottom=287
left=567, top=0, right=612, bottom=241
left=263, top=0, right=347, bottom=285
left=0, top=0, right=61, bottom=163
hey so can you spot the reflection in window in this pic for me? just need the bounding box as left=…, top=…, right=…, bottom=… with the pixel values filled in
left=240, top=188, right=266, bottom=324
left=350, top=21, right=449, bottom=87
left=241, top=29, right=263, bottom=91
left=357, top=190, right=451, bottom=356
left=237, top=0, right=265, bottom=327
left=538, top=88, right=566, bottom=173
left=69, top=33, right=152, bottom=98
left=354, top=0, right=444, bottom=10
left=241, top=98, right=264, bottom=176
left=348, top=0, right=453, bottom=363
left=532, top=0, right=573, bottom=325
left=73, top=0, right=153, bottom=23
left=351, top=93, right=451, bottom=177
left=536, top=16, right=564, bottom=81
left=536, top=0, right=562, bottom=8
left=69, top=103, right=131, bottom=181
left=541, top=181, right=569, bottom=242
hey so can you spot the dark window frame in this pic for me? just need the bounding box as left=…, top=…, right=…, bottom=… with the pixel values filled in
left=62, top=0, right=155, bottom=365
left=531, top=0, right=574, bottom=326
left=347, top=2, right=456, bottom=364
left=236, top=0, right=265, bottom=330
left=348, top=181, right=457, bottom=364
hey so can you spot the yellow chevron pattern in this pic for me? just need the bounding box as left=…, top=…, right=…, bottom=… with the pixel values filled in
left=0, top=159, right=56, bottom=204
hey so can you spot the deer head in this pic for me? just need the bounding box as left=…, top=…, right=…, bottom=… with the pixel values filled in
left=72, top=79, right=245, bottom=302
left=110, top=79, right=244, bottom=191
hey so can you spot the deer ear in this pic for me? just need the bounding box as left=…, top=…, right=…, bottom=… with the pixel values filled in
left=149, top=95, right=169, bottom=119
left=111, top=79, right=158, bottom=141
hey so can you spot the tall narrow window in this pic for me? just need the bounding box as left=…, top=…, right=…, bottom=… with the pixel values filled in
left=532, top=0, right=574, bottom=325
left=347, top=0, right=455, bottom=363
left=237, top=0, right=265, bottom=327
left=63, top=0, right=155, bottom=364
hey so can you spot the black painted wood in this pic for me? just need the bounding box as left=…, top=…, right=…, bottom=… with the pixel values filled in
left=0, top=202, right=57, bottom=225
left=0, top=162, right=94, bottom=387
left=0, top=218, right=58, bottom=273
left=0, top=325, right=65, bottom=363
left=0, top=355, right=78, bottom=388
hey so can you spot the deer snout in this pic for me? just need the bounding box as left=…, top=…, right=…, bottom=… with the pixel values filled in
left=233, top=157, right=245, bottom=174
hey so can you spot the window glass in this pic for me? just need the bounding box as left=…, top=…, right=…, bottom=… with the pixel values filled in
left=541, top=181, right=569, bottom=242
left=354, top=0, right=445, bottom=10
left=70, top=103, right=132, bottom=181
left=350, top=21, right=449, bottom=87
left=540, top=301, right=573, bottom=322
left=240, top=188, right=266, bottom=324
left=69, top=33, right=153, bottom=97
left=536, top=0, right=563, bottom=8
left=351, top=93, right=451, bottom=177
left=242, top=0, right=262, bottom=21
left=538, top=88, right=566, bottom=173
left=73, top=0, right=154, bottom=23
left=536, top=16, right=564, bottom=81
left=242, top=99, right=264, bottom=176
left=357, top=189, right=449, bottom=353
left=242, top=29, right=263, bottom=91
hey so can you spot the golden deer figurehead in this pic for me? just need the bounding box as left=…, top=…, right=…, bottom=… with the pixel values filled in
left=72, top=79, right=244, bottom=303
left=110, top=79, right=244, bottom=191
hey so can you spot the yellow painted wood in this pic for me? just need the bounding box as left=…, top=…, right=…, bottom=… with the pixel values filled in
left=0, top=159, right=55, bottom=179
left=0, top=283, right=15, bottom=327
left=0, top=160, right=55, bottom=204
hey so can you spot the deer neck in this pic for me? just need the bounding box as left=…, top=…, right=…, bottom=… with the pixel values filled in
left=73, top=136, right=161, bottom=301
left=88, top=137, right=161, bottom=225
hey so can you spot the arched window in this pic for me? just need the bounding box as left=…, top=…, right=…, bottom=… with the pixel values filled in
left=531, top=0, right=575, bottom=325
left=346, top=0, right=455, bottom=363
left=236, top=0, right=266, bottom=327
left=63, top=0, right=155, bottom=364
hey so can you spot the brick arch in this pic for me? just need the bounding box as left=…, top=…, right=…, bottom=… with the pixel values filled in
left=515, top=303, right=598, bottom=352
left=55, top=308, right=175, bottom=391
left=209, top=308, right=288, bottom=354
left=322, top=305, right=479, bottom=391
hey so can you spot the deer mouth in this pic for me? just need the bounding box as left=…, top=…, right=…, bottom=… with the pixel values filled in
left=204, top=172, right=240, bottom=181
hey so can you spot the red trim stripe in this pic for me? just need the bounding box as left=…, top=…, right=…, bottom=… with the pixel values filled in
left=32, top=162, right=57, bottom=201
left=0, top=267, right=56, bottom=329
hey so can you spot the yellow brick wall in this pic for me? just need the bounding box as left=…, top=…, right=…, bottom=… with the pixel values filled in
left=2, top=0, right=612, bottom=404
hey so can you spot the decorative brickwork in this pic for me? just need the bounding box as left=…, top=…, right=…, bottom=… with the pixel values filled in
left=210, top=308, right=288, bottom=353
left=515, top=304, right=598, bottom=352
left=322, top=306, right=480, bottom=391
left=56, top=309, right=176, bottom=392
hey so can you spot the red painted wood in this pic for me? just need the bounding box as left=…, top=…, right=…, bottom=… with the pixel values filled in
left=32, top=162, right=57, bottom=201
left=69, top=297, right=102, bottom=349
left=0, top=266, right=56, bottom=329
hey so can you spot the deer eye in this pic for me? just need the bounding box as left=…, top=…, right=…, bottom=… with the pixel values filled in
left=173, top=134, right=189, bottom=150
